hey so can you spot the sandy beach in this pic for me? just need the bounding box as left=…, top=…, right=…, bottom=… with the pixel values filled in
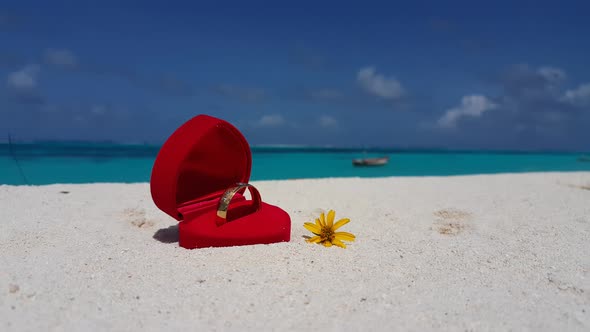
left=1, top=172, right=589, bottom=331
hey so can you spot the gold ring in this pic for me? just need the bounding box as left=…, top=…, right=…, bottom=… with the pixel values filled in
left=216, top=183, right=261, bottom=226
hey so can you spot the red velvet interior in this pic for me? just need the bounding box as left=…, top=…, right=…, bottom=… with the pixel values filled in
left=176, top=124, right=249, bottom=205
left=178, top=194, right=245, bottom=222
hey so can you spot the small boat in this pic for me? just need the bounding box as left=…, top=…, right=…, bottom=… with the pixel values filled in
left=352, top=156, right=389, bottom=167
left=578, top=156, right=590, bottom=162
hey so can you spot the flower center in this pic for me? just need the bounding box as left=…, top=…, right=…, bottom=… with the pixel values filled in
left=321, top=227, right=334, bottom=240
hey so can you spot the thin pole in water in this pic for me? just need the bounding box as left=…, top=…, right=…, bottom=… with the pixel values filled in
left=7, top=134, right=29, bottom=185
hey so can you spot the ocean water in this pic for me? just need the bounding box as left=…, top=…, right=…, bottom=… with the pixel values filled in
left=1, top=143, right=589, bottom=185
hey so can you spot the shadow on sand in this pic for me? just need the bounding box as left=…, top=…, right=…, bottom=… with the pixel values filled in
left=153, top=225, right=179, bottom=243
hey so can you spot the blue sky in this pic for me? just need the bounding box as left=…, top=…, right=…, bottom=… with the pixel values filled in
left=1, top=0, right=590, bottom=150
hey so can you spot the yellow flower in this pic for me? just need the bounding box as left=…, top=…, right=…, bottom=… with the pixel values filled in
left=304, top=210, right=356, bottom=248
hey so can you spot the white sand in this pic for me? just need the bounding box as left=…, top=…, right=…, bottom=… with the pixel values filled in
left=1, top=172, right=590, bottom=331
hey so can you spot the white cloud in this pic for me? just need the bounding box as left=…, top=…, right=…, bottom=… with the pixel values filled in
left=7, top=64, right=40, bottom=89
left=257, top=114, right=285, bottom=127
left=44, top=48, right=78, bottom=68
left=90, top=105, right=107, bottom=115
left=357, top=66, right=405, bottom=99
left=437, top=95, right=497, bottom=128
left=537, top=66, right=566, bottom=85
left=318, top=115, right=338, bottom=128
left=562, top=83, right=590, bottom=106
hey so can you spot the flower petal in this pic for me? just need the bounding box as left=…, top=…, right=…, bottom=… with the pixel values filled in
left=333, top=218, right=350, bottom=231
left=322, top=241, right=333, bottom=247
left=334, top=231, right=356, bottom=242
left=327, top=210, right=335, bottom=228
left=303, top=222, right=321, bottom=235
left=306, top=236, right=322, bottom=243
left=315, top=218, right=322, bottom=227
left=332, top=238, right=347, bottom=248
left=319, top=213, right=325, bottom=227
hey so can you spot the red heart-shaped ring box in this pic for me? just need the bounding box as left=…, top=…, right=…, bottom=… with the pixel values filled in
left=150, top=114, right=291, bottom=248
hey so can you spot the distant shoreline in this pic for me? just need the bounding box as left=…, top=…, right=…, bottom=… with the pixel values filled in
left=1, top=141, right=589, bottom=155
left=2, top=144, right=590, bottom=185
left=2, top=171, right=590, bottom=187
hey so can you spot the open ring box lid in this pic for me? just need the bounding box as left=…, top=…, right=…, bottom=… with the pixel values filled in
left=150, top=114, right=291, bottom=249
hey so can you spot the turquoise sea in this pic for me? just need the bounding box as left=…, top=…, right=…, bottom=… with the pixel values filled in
left=1, top=143, right=589, bottom=185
